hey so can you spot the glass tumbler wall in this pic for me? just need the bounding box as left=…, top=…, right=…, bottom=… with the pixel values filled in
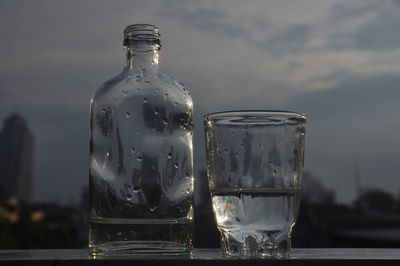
left=204, top=111, right=306, bottom=258
left=89, top=25, right=194, bottom=257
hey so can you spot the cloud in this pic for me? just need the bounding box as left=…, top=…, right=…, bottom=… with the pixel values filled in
left=330, top=1, right=380, bottom=20
left=322, top=1, right=400, bottom=51
left=291, top=74, right=400, bottom=119
left=289, top=73, right=400, bottom=161
left=160, top=1, right=253, bottom=41
left=354, top=10, right=400, bottom=50
left=286, top=73, right=400, bottom=202
left=261, top=24, right=313, bottom=54
left=177, top=7, right=245, bottom=38
left=161, top=0, right=316, bottom=55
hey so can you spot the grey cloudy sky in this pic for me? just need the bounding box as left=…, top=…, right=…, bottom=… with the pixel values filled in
left=1, top=0, right=400, bottom=204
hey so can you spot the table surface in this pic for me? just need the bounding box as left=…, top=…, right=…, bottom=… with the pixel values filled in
left=1, top=249, right=400, bottom=265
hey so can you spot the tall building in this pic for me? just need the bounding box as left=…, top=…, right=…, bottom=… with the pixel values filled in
left=0, top=113, right=34, bottom=203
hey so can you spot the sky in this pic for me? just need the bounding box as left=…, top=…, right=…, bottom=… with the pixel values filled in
left=1, top=0, right=400, bottom=204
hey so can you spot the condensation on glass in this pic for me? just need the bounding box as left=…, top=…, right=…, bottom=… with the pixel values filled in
left=204, top=111, right=306, bottom=259
left=89, top=24, right=194, bottom=257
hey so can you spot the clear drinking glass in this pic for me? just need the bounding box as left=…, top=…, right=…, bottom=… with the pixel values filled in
left=204, top=111, right=306, bottom=258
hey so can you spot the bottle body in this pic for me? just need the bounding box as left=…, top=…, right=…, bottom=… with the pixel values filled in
left=89, top=33, right=194, bottom=256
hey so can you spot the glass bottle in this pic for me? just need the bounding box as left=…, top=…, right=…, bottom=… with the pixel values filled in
left=89, top=24, right=194, bottom=257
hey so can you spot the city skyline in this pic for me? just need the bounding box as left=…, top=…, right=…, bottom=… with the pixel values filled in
left=0, top=113, right=34, bottom=203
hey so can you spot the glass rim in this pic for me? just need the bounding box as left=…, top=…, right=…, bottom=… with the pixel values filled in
left=204, top=110, right=306, bottom=121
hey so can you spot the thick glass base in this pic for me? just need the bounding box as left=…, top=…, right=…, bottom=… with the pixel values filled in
left=220, top=231, right=291, bottom=259
left=89, top=218, right=192, bottom=258
left=89, top=241, right=192, bottom=258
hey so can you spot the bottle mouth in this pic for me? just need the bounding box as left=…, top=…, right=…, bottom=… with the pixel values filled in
left=123, top=24, right=161, bottom=50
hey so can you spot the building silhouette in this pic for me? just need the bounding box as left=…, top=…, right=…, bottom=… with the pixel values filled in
left=0, top=113, right=34, bottom=203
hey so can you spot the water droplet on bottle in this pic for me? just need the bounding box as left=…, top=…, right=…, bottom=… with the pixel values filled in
left=136, top=88, right=141, bottom=92
left=230, top=131, right=235, bottom=136
left=186, top=189, right=191, bottom=195
left=296, top=127, right=305, bottom=135
left=143, top=97, right=148, bottom=103
left=154, top=108, right=159, bottom=115
left=174, top=102, right=179, bottom=106
left=151, top=165, right=156, bottom=170
left=185, top=173, right=190, bottom=179
left=235, top=152, right=239, bottom=158
left=174, top=162, right=179, bottom=169
left=155, top=87, right=160, bottom=92
left=125, top=112, right=130, bottom=118
left=132, top=186, right=141, bottom=193
left=273, top=169, right=277, bottom=174
left=162, top=118, right=168, bottom=125
left=135, top=75, right=142, bottom=81
left=106, top=234, right=111, bottom=240
left=267, top=161, right=272, bottom=166
left=122, top=90, right=127, bottom=96
left=136, top=155, right=143, bottom=162
left=126, top=194, right=132, bottom=200
left=144, top=81, right=151, bottom=85
left=130, top=146, right=135, bottom=153
left=149, top=206, right=157, bottom=212
left=117, top=232, right=122, bottom=236
left=106, top=150, right=112, bottom=160
left=223, top=148, right=227, bottom=153
left=164, top=93, right=168, bottom=100
left=167, top=152, right=172, bottom=159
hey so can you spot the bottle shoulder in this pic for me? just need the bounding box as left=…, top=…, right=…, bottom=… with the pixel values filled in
left=156, top=71, right=193, bottom=104
left=156, top=71, right=186, bottom=90
left=92, top=71, right=128, bottom=101
left=91, top=69, right=192, bottom=107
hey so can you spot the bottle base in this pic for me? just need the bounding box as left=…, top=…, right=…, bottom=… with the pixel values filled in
left=90, top=241, right=192, bottom=258
left=89, top=218, right=193, bottom=258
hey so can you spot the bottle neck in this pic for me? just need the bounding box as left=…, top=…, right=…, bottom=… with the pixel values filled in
left=125, top=44, right=159, bottom=71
